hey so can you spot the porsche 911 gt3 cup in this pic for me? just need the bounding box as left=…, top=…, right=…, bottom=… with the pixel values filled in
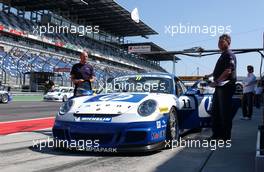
left=43, top=87, right=74, bottom=102
left=52, top=73, right=241, bottom=152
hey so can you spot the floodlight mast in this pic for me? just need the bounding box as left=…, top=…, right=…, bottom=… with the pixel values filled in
left=172, top=56, right=176, bottom=75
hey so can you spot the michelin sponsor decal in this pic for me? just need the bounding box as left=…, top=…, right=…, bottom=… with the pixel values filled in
left=75, top=116, right=112, bottom=122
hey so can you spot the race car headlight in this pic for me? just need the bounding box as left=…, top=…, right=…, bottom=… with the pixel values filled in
left=137, top=99, right=157, bottom=117
left=59, top=99, right=74, bottom=115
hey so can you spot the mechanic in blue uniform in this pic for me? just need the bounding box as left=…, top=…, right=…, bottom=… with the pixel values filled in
left=205, top=34, right=237, bottom=141
left=70, top=51, right=96, bottom=96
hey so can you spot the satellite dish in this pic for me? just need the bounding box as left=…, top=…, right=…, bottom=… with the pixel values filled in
left=131, top=8, right=140, bottom=23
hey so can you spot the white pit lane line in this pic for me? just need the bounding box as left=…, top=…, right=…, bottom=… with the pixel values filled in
left=0, top=117, right=54, bottom=124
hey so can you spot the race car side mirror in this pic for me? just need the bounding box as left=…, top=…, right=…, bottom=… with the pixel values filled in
left=200, top=82, right=207, bottom=87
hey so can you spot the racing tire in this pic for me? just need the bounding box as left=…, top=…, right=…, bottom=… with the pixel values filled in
left=0, top=94, right=9, bottom=104
left=235, top=83, right=243, bottom=95
left=166, top=107, right=180, bottom=141
left=52, top=139, right=67, bottom=151
left=62, top=95, right=68, bottom=102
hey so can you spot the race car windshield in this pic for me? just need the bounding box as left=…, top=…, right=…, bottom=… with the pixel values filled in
left=51, top=88, right=60, bottom=92
left=61, top=89, right=68, bottom=93
left=107, top=76, right=173, bottom=94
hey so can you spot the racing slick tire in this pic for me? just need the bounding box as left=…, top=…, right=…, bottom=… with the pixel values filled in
left=0, top=94, right=8, bottom=104
left=235, top=83, right=243, bottom=95
left=166, top=107, right=180, bottom=141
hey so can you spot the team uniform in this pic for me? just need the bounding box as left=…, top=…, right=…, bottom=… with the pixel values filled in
left=211, top=49, right=237, bottom=140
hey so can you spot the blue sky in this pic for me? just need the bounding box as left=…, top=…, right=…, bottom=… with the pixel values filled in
left=116, top=0, right=264, bottom=77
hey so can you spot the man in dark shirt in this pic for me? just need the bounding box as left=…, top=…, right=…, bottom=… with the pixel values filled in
left=44, top=80, right=55, bottom=94
left=70, top=51, right=95, bottom=96
left=205, top=34, right=237, bottom=141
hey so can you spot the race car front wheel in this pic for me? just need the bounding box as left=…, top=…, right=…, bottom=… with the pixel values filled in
left=0, top=94, right=9, bottom=104
left=166, top=107, right=179, bottom=141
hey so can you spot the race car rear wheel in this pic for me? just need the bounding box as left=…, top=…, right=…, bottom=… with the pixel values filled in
left=0, top=94, right=9, bottom=104
left=235, top=83, right=243, bottom=95
left=166, top=107, right=179, bottom=141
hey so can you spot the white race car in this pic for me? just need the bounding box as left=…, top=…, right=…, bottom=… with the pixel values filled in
left=43, top=87, right=74, bottom=102
left=190, top=79, right=244, bottom=96
left=52, top=73, right=241, bottom=152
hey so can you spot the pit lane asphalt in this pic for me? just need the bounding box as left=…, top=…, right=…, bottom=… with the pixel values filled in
left=0, top=102, right=212, bottom=172
left=0, top=129, right=212, bottom=172
left=0, top=101, right=62, bottom=122
left=0, top=105, right=258, bottom=172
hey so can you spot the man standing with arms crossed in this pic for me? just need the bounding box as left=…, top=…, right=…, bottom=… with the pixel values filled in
left=70, top=51, right=96, bottom=96
left=241, top=65, right=256, bottom=120
left=205, top=34, right=237, bottom=141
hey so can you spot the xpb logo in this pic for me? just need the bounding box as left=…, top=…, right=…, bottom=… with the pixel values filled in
left=99, top=94, right=133, bottom=101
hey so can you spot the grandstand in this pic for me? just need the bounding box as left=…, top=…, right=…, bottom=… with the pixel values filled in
left=0, top=0, right=169, bottom=92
